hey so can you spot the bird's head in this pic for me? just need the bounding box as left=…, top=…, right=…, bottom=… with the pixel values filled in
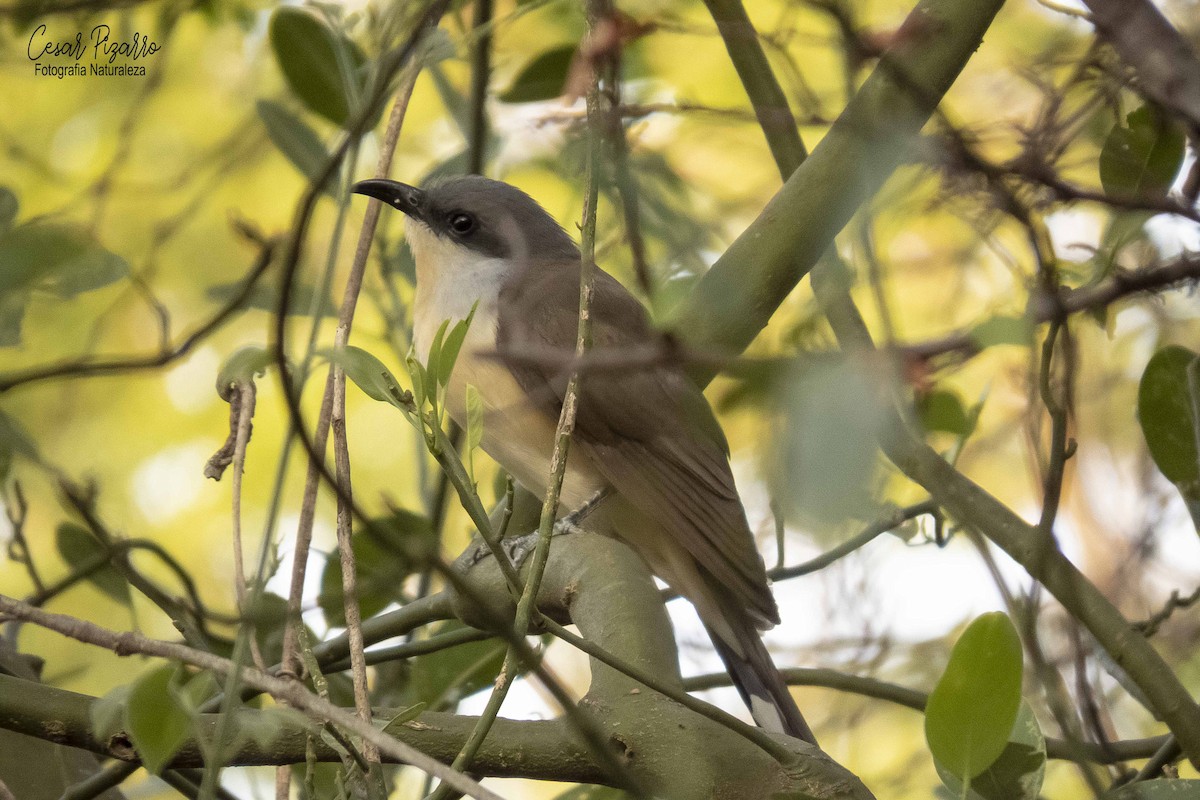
left=353, top=175, right=580, bottom=275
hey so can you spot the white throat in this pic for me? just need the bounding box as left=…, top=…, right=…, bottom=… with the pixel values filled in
left=407, top=221, right=509, bottom=357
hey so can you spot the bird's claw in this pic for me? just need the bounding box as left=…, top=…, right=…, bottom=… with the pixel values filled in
left=499, top=521, right=579, bottom=568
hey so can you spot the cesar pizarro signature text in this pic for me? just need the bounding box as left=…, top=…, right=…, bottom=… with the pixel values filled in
left=27, top=24, right=161, bottom=78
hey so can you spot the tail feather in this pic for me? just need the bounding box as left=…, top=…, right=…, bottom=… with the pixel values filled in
left=706, top=622, right=818, bottom=746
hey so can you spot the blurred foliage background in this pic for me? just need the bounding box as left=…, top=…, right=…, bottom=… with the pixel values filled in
left=1, top=0, right=1199, bottom=797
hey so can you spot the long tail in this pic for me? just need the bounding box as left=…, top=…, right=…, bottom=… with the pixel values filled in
left=705, top=621, right=818, bottom=746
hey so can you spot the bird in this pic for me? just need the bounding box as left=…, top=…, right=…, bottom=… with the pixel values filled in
left=353, top=174, right=817, bottom=745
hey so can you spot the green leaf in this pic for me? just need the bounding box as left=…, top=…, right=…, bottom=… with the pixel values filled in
left=919, top=389, right=974, bottom=437
left=0, top=186, right=17, bottom=234
left=125, top=665, right=193, bottom=774
left=379, top=702, right=427, bottom=735
left=216, top=346, right=274, bottom=393
left=0, top=222, right=128, bottom=297
left=0, top=409, right=37, bottom=480
left=231, top=706, right=313, bottom=750
left=176, top=670, right=221, bottom=711
left=970, top=315, right=1032, bottom=350
left=1100, top=104, right=1186, bottom=200
left=406, top=350, right=428, bottom=414
left=90, top=683, right=132, bottom=740
left=773, top=355, right=889, bottom=526
left=438, top=306, right=477, bottom=387
left=323, top=345, right=409, bottom=407
left=407, top=621, right=511, bottom=709
left=429, top=64, right=472, bottom=138
left=54, top=522, right=131, bottom=606
left=925, top=612, right=1023, bottom=781
left=256, top=99, right=333, bottom=193
left=426, top=318, right=451, bottom=400
left=934, top=701, right=1045, bottom=800
left=269, top=6, right=369, bottom=126
left=499, top=45, right=577, bottom=103
left=466, top=384, right=484, bottom=452
left=1137, top=345, right=1200, bottom=486
left=1106, top=779, right=1200, bottom=799
left=0, top=290, right=28, bottom=347
left=318, top=510, right=434, bottom=628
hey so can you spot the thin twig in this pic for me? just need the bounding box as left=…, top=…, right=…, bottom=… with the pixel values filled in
left=228, top=381, right=267, bottom=672
left=278, top=59, right=422, bottom=682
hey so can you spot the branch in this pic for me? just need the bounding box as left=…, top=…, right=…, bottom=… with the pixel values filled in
left=0, top=595, right=502, bottom=800
left=0, top=671, right=602, bottom=783
left=674, top=0, right=1006, bottom=381
left=1081, top=0, right=1200, bottom=127
left=901, top=254, right=1200, bottom=362
left=686, top=669, right=1172, bottom=764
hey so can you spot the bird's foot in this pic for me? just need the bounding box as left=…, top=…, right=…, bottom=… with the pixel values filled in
left=497, top=488, right=614, bottom=569
left=500, top=530, right=539, bottom=567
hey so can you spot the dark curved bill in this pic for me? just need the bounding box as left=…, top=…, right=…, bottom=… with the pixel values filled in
left=352, top=179, right=426, bottom=222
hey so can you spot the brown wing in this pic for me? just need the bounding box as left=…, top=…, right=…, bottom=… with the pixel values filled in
left=496, top=259, right=778, bottom=625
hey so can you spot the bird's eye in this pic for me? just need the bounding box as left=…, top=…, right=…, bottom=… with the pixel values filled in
left=447, top=212, right=476, bottom=235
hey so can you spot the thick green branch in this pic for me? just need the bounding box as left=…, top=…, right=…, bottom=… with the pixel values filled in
left=674, top=0, right=1005, bottom=378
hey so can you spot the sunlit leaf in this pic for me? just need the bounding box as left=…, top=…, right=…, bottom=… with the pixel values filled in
left=0, top=222, right=127, bottom=297
left=919, top=388, right=973, bottom=437
left=0, top=186, right=17, bottom=234
left=934, top=701, right=1045, bottom=800
left=499, top=45, right=576, bottom=103
left=322, top=345, right=409, bottom=408
left=54, top=522, right=131, bottom=606
left=1137, top=345, right=1200, bottom=485
left=1100, top=105, right=1186, bottom=200
left=269, top=6, right=370, bottom=126
left=256, top=99, right=333, bottom=193
left=466, top=384, right=484, bottom=452
left=406, top=350, right=428, bottom=414
left=925, top=612, right=1023, bottom=781
left=125, top=665, right=192, bottom=774
left=426, top=318, right=450, bottom=401
left=438, top=305, right=476, bottom=387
